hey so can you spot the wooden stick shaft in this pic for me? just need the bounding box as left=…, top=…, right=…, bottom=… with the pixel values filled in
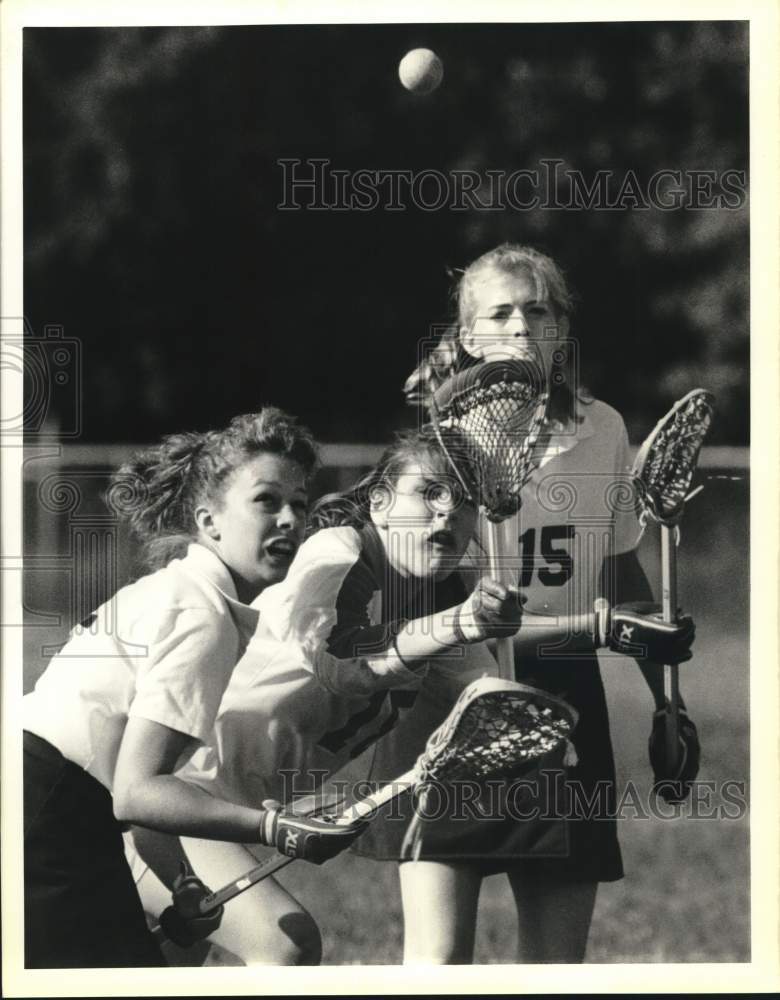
left=486, top=515, right=516, bottom=680
left=661, top=524, right=680, bottom=765
left=195, top=770, right=418, bottom=915
left=198, top=852, right=295, bottom=913
left=337, top=770, right=417, bottom=822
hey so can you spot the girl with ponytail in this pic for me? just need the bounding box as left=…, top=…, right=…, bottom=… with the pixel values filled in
left=22, top=408, right=369, bottom=969
left=128, top=424, right=524, bottom=965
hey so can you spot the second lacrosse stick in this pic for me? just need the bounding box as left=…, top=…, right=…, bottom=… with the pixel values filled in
left=631, top=388, right=715, bottom=767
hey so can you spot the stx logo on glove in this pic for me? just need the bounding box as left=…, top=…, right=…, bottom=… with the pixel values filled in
left=595, top=600, right=696, bottom=664
left=261, top=799, right=369, bottom=865
left=283, top=830, right=300, bottom=856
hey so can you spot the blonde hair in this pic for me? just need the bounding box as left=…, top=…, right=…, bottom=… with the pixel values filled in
left=454, top=243, right=588, bottom=425
left=456, top=243, right=574, bottom=332
left=111, top=407, right=318, bottom=568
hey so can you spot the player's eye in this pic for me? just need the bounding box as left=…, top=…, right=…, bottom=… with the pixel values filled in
left=425, top=480, right=463, bottom=511
left=254, top=492, right=280, bottom=510
left=490, top=307, right=512, bottom=320
left=291, top=499, right=309, bottom=515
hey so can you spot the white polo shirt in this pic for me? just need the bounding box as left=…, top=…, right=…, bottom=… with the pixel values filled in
left=23, top=543, right=260, bottom=792
left=178, top=524, right=497, bottom=812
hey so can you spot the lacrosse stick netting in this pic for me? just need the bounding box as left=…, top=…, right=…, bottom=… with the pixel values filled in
left=631, top=388, right=715, bottom=765
left=632, top=389, right=715, bottom=532
left=429, top=359, right=549, bottom=679
left=396, top=675, right=579, bottom=859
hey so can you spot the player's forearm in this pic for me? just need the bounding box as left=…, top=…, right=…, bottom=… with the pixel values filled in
left=508, top=610, right=598, bottom=655
left=130, top=826, right=191, bottom=891
left=399, top=608, right=598, bottom=664
left=316, top=582, right=522, bottom=693
left=114, top=775, right=265, bottom=843
left=343, top=605, right=492, bottom=683
left=335, top=608, right=471, bottom=686
left=310, top=611, right=462, bottom=694
left=392, top=606, right=471, bottom=664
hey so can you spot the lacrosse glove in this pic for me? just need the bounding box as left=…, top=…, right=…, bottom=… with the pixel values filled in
left=259, top=799, right=368, bottom=864
left=158, top=863, right=224, bottom=947
left=594, top=600, right=695, bottom=664
left=649, top=705, right=701, bottom=802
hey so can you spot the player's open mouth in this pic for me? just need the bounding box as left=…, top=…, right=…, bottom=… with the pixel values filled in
left=265, top=537, right=298, bottom=560
left=428, top=529, right=456, bottom=550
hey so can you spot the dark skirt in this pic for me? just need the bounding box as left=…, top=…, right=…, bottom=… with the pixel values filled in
left=353, top=654, right=624, bottom=883
left=24, top=731, right=165, bottom=968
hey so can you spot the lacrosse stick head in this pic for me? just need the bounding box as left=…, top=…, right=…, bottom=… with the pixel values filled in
left=417, top=676, right=578, bottom=784
left=631, top=389, right=715, bottom=527
left=430, top=358, right=548, bottom=523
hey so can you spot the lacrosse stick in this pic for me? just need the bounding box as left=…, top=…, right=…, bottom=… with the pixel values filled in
left=631, top=388, right=715, bottom=767
left=150, top=788, right=345, bottom=943
left=173, top=676, right=577, bottom=919
left=429, top=358, right=549, bottom=679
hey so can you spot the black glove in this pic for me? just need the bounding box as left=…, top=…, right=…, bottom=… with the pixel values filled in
left=595, top=600, right=695, bottom=664
left=259, top=799, right=367, bottom=864
left=649, top=706, right=701, bottom=803
left=158, top=863, right=224, bottom=947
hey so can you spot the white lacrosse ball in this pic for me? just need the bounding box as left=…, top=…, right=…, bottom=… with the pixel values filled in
left=398, top=48, right=444, bottom=94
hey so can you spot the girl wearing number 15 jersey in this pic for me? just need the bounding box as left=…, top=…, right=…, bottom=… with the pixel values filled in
left=358, top=243, right=700, bottom=965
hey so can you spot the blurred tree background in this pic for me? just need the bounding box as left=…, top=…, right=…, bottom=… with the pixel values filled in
left=23, top=21, right=748, bottom=445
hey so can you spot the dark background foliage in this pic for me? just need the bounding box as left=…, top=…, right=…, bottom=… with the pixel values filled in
left=23, top=21, right=748, bottom=444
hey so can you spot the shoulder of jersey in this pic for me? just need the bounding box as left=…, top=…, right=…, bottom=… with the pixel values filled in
left=117, top=557, right=233, bottom=624
left=297, top=525, right=364, bottom=564
left=255, top=524, right=365, bottom=630
left=577, top=396, right=626, bottom=435
left=583, top=396, right=622, bottom=422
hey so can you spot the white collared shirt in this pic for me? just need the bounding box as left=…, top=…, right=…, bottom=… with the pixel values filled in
left=23, top=543, right=259, bottom=791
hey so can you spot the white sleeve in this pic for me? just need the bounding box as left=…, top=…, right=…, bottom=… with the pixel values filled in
left=129, top=607, right=237, bottom=743
left=256, top=527, right=362, bottom=658
left=311, top=646, right=427, bottom=697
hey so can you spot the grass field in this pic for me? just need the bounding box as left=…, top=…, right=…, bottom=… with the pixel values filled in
left=20, top=475, right=750, bottom=965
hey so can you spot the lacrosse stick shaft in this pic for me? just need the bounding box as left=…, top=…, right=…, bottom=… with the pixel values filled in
left=190, top=771, right=417, bottom=917
left=337, top=770, right=417, bottom=822
left=196, top=851, right=295, bottom=915
left=661, top=524, right=680, bottom=765
left=486, top=514, right=517, bottom=680
left=148, top=788, right=355, bottom=936
left=149, top=849, right=297, bottom=944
